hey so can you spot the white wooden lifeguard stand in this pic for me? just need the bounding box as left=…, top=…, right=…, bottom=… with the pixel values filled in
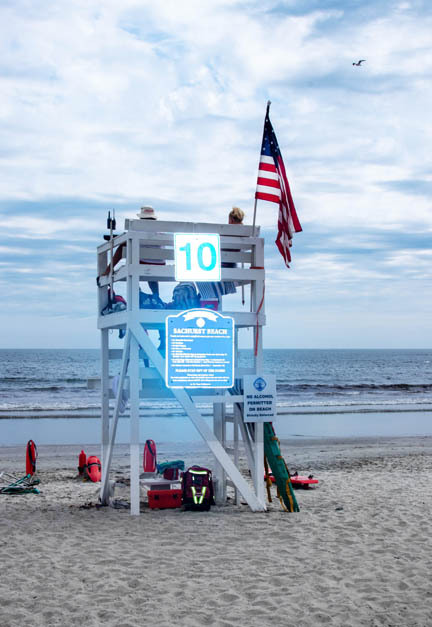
left=96, top=217, right=267, bottom=515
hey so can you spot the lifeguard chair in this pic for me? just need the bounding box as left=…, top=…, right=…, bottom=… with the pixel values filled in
left=96, top=216, right=266, bottom=514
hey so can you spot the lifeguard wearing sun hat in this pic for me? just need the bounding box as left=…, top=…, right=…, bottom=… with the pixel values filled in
left=137, top=206, right=157, bottom=219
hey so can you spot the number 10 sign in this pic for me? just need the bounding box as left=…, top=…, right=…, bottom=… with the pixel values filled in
left=174, top=233, right=221, bottom=282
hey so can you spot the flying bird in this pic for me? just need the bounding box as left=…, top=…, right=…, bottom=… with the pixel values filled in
left=352, top=59, right=366, bottom=66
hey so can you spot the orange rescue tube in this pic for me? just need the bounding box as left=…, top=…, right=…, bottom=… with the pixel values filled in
left=85, top=455, right=102, bottom=482
left=143, top=439, right=157, bottom=473
left=78, top=450, right=87, bottom=475
left=26, top=440, right=38, bottom=476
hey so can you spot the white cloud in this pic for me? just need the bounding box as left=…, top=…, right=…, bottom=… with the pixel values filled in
left=0, top=0, right=431, bottom=347
left=384, top=248, right=432, bottom=268
left=3, top=216, right=101, bottom=238
left=0, top=245, right=32, bottom=255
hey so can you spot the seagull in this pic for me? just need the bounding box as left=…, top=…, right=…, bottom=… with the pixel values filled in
left=352, top=59, right=366, bottom=66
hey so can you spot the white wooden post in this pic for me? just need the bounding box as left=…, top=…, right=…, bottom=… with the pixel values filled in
left=213, top=397, right=226, bottom=503
left=100, top=331, right=131, bottom=504
left=100, top=328, right=110, bottom=469
left=98, top=244, right=110, bottom=470
left=253, top=422, right=264, bottom=507
left=252, top=237, right=265, bottom=508
left=233, top=402, right=240, bottom=505
left=233, top=327, right=240, bottom=504
left=237, top=409, right=255, bottom=477
left=129, top=234, right=141, bottom=516
left=129, top=333, right=140, bottom=515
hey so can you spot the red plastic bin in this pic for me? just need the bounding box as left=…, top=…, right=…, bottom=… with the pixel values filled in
left=200, top=299, right=218, bottom=311
left=148, top=489, right=182, bottom=510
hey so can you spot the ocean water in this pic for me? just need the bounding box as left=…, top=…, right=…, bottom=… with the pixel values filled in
left=0, top=348, right=431, bottom=444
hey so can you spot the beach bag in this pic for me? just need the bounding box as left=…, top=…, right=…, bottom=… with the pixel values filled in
left=139, top=291, right=165, bottom=310
left=26, top=440, right=38, bottom=476
left=170, top=282, right=200, bottom=310
left=182, top=466, right=215, bottom=511
left=164, top=468, right=181, bottom=480
left=101, top=288, right=127, bottom=315
left=157, top=460, right=185, bottom=480
left=143, top=439, right=157, bottom=473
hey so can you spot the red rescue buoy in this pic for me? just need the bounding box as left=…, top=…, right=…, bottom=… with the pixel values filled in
left=78, top=450, right=87, bottom=476
left=143, top=439, right=157, bottom=473
left=290, top=474, right=319, bottom=488
left=85, top=455, right=102, bottom=482
left=26, top=440, right=38, bottom=476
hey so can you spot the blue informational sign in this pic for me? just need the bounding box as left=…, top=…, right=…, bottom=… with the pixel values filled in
left=166, top=309, right=234, bottom=388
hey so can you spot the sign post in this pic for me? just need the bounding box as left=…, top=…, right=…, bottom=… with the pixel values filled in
left=166, top=309, right=234, bottom=389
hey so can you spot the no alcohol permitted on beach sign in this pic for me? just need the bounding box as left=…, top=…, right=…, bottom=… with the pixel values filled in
left=243, top=374, right=277, bottom=422
left=166, top=309, right=234, bottom=388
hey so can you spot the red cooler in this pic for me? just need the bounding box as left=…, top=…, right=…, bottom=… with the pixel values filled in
left=148, top=489, right=182, bottom=509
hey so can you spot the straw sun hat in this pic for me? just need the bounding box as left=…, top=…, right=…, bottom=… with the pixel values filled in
left=137, top=206, right=157, bottom=219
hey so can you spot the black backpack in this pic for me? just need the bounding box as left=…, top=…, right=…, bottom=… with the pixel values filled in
left=182, top=466, right=215, bottom=511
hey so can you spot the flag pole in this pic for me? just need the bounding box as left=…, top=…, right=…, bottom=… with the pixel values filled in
left=252, top=198, right=258, bottom=236
left=251, top=101, right=271, bottom=312
left=252, top=100, right=271, bottom=235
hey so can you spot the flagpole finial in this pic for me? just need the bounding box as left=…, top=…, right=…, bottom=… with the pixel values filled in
left=266, top=100, right=271, bottom=115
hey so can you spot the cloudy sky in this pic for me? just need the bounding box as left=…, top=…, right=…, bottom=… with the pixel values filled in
left=1, top=0, right=431, bottom=349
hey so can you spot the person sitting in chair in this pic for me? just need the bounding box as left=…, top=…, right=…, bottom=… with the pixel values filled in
left=98, top=205, right=164, bottom=295
left=228, top=206, right=244, bottom=225
left=222, top=206, right=245, bottom=268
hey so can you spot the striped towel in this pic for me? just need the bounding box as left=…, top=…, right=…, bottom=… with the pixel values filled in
left=196, top=282, right=237, bottom=299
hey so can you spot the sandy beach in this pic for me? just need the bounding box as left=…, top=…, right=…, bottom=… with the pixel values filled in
left=1, top=435, right=432, bottom=627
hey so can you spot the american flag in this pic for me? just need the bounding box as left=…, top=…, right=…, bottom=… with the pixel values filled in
left=255, top=108, right=302, bottom=266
